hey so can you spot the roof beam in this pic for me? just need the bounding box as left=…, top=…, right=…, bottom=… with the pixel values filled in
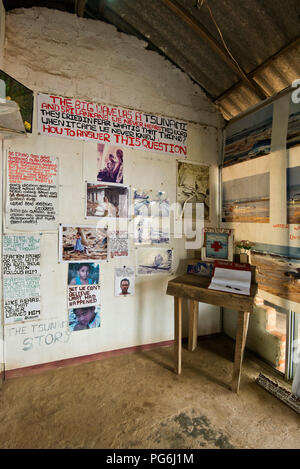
left=160, top=0, right=268, bottom=100
left=214, top=34, right=300, bottom=104
left=76, top=0, right=86, bottom=17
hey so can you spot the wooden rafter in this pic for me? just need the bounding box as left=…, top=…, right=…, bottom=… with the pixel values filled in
left=160, top=0, right=268, bottom=100
left=76, top=0, right=86, bottom=17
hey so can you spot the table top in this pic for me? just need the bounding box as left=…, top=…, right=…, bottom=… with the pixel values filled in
left=166, top=274, right=258, bottom=313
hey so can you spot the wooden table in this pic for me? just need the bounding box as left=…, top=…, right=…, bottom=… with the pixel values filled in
left=166, top=274, right=258, bottom=393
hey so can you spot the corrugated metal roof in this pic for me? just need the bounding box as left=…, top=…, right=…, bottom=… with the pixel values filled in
left=4, top=0, right=300, bottom=120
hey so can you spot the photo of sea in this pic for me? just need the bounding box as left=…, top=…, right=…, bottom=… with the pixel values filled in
left=287, top=100, right=300, bottom=150
left=287, top=166, right=300, bottom=224
left=251, top=243, right=300, bottom=304
left=224, top=103, right=273, bottom=167
left=222, top=172, right=270, bottom=223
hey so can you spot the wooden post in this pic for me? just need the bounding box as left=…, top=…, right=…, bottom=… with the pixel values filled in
left=174, top=296, right=182, bottom=374
left=232, top=311, right=250, bottom=393
left=188, top=300, right=198, bottom=352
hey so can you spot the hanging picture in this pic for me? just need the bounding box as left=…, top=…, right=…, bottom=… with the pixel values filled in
left=59, top=225, right=108, bottom=262
left=68, top=305, right=101, bottom=332
left=286, top=99, right=300, bottom=149
left=86, top=182, right=129, bottom=218
left=222, top=171, right=270, bottom=223
left=115, top=267, right=135, bottom=296
left=202, top=228, right=234, bottom=262
left=177, top=161, right=210, bottom=220
left=136, top=248, right=172, bottom=276
left=67, top=263, right=100, bottom=309
left=224, top=103, right=273, bottom=167
left=109, top=230, right=129, bottom=258
left=97, top=143, right=123, bottom=184
left=133, top=189, right=169, bottom=217
left=287, top=166, right=300, bottom=224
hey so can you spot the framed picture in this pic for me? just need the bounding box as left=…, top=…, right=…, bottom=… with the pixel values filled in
left=201, top=228, right=234, bottom=262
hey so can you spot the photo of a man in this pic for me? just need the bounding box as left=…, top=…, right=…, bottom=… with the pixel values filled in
left=120, top=278, right=130, bottom=295
left=115, top=268, right=135, bottom=297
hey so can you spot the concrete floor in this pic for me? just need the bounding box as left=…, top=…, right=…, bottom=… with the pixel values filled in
left=0, top=335, right=299, bottom=449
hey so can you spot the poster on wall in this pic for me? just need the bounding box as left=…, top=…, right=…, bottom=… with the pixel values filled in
left=136, top=248, right=172, bottom=276
left=134, top=189, right=169, bottom=217
left=202, top=228, right=234, bottom=262
left=176, top=161, right=210, bottom=220
left=5, top=150, right=59, bottom=230
left=251, top=243, right=300, bottom=304
left=59, top=225, right=108, bottom=262
left=37, top=93, right=187, bottom=157
left=97, top=144, right=123, bottom=184
left=68, top=305, right=101, bottom=332
left=134, top=217, right=170, bottom=245
left=286, top=100, right=300, bottom=149
left=86, top=182, right=129, bottom=218
left=3, top=235, right=41, bottom=324
left=109, top=231, right=129, bottom=258
left=67, top=262, right=100, bottom=309
left=222, top=171, right=270, bottom=223
left=287, top=166, right=300, bottom=224
left=224, top=103, right=273, bottom=167
left=115, top=267, right=135, bottom=296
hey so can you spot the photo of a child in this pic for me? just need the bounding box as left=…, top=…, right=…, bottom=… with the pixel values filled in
left=69, top=306, right=100, bottom=331
left=68, top=263, right=99, bottom=286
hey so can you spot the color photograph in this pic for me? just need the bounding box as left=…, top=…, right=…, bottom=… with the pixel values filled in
left=68, top=263, right=99, bottom=285
left=177, top=161, right=210, bottom=220
left=224, top=103, right=273, bottom=166
left=86, top=183, right=129, bottom=218
left=137, top=248, right=172, bottom=276
left=251, top=243, right=300, bottom=304
left=222, top=172, right=270, bottom=223
left=59, top=225, right=108, bottom=262
left=286, top=100, right=300, bottom=149
left=97, top=143, right=123, bottom=184
left=287, top=166, right=300, bottom=224
left=114, top=267, right=135, bottom=297
left=69, top=305, right=101, bottom=332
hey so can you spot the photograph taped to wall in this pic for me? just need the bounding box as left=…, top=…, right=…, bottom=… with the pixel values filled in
left=224, top=103, right=273, bottom=167
left=287, top=166, right=300, bottom=224
left=115, top=267, right=135, bottom=297
left=59, top=225, right=108, bottom=262
left=202, top=228, right=234, bottom=262
left=177, top=161, right=210, bottom=220
left=109, top=230, right=129, bottom=258
left=251, top=243, right=300, bottom=304
left=97, top=143, right=123, bottom=184
left=222, top=170, right=270, bottom=223
left=134, top=189, right=169, bottom=217
left=86, top=182, right=129, bottom=218
left=287, top=99, right=300, bottom=150
left=3, top=234, right=41, bottom=324
left=5, top=150, right=59, bottom=231
left=68, top=284, right=100, bottom=309
left=134, top=217, right=170, bottom=245
left=68, top=263, right=99, bottom=285
left=69, top=305, right=101, bottom=332
left=137, top=247, right=172, bottom=276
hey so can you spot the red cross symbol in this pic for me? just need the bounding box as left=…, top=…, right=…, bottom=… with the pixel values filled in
left=210, top=241, right=223, bottom=252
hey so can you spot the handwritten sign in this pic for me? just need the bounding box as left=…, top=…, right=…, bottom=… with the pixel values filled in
left=37, top=93, right=187, bottom=156
left=6, top=150, right=58, bottom=230
left=67, top=284, right=100, bottom=308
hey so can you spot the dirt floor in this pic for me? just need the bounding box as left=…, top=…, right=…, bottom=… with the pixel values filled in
left=0, top=335, right=299, bottom=449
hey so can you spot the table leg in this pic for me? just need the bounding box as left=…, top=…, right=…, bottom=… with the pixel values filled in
left=174, top=296, right=182, bottom=374
left=232, top=311, right=250, bottom=393
left=188, top=300, right=198, bottom=352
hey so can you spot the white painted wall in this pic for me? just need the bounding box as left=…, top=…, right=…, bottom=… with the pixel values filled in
left=0, top=0, right=4, bottom=69
left=1, top=7, right=223, bottom=371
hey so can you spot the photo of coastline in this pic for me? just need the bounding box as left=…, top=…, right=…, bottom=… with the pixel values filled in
left=287, top=100, right=300, bottom=150
left=222, top=172, right=270, bottom=223
left=287, top=166, right=300, bottom=224
left=224, top=103, right=273, bottom=167
left=251, top=243, right=300, bottom=304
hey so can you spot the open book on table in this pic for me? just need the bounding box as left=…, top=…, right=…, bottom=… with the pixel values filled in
left=208, top=261, right=252, bottom=296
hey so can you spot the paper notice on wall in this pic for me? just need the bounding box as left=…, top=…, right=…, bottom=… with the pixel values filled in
left=115, top=267, right=135, bottom=296
left=3, top=235, right=41, bottom=324
left=6, top=150, right=59, bottom=230
left=37, top=93, right=187, bottom=157
left=68, top=284, right=100, bottom=309
left=109, top=231, right=129, bottom=259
